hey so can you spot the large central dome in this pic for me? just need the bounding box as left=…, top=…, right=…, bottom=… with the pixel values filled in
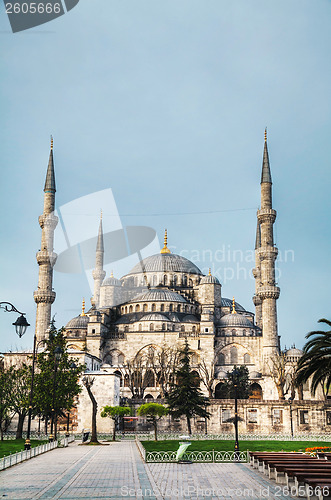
left=126, top=253, right=202, bottom=276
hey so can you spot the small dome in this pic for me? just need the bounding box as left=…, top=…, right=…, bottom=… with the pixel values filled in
left=102, top=274, right=121, bottom=287
left=221, top=298, right=245, bottom=311
left=220, top=313, right=254, bottom=328
left=66, top=314, right=89, bottom=329
left=216, top=370, right=227, bottom=379
left=286, top=347, right=303, bottom=357
left=140, top=313, right=170, bottom=322
left=200, top=274, right=220, bottom=285
left=126, top=253, right=202, bottom=276
left=132, top=288, right=187, bottom=303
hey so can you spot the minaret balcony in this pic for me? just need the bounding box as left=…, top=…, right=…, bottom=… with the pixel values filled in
left=38, top=214, right=58, bottom=230
left=257, top=286, right=280, bottom=300
left=252, top=294, right=262, bottom=306
left=258, top=246, right=278, bottom=260
left=34, top=290, right=56, bottom=304
left=36, top=251, right=58, bottom=266
left=257, top=208, right=277, bottom=224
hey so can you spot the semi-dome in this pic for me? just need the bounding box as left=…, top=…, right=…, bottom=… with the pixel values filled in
left=220, top=313, right=254, bottom=328
left=221, top=298, right=245, bottom=311
left=183, top=314, right=199, bottom=323
left=126, top=253, right=202, bottom=276
left=66, top=315, right=89, bottom=329
left=140, top=313, right=170, bottom=322
left=131, top=288, right=187, bottom=303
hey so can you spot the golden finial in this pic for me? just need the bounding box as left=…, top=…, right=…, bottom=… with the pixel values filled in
left=160, top=229, right=171, bottom=254
left=50, top=135, right=53, bottom=150
left=264, top=127, right=267, bottom=142
left=110, top=270, right=114, bottom=278
left=208, top=268, right=211, bottom=276
left=231, top=297, right=237, bottom=314
left=81, top=298, right=86, bottom=316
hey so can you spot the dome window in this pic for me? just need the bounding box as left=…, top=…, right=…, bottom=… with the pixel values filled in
left=152, top=303, right=156, bottom=312
left=136, top=304, right=140, bottom=312
left=169, top=304, right=173, bottom=312
left=150, top=323, right=154, bottom=331
left=160, top=304, right=165, bottom=312
left=139, top=323, right=142, bottom=332
left=129, top=305, right=133, bottom=313
left=163, top=275, right=167, bottom=285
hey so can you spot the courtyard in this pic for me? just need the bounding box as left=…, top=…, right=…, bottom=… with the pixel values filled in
left=0, top=441, right=295, bottom=499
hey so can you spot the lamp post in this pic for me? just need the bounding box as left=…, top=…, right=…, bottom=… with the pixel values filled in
left=233, top=368, right=240, bottom=461
left=0, top=302, right=30, bottom=337
left=49, top=346, right=63, bottom=442
left=65, top=361, right=77, bottom=437
left=288, top=397, right=294, bottom=438
left=204, top=397, right=209, bottom=436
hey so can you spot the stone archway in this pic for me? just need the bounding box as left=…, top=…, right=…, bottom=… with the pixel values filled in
left=249, top=382, right=263, bottom=400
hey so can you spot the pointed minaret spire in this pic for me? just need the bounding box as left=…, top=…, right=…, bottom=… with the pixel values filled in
left=92, top=211, right=106, bottom=308
left=261, top=128, right=272, bottom=184
left=34, top=139, right=58, bottom=341
left=81, top=298, right=86, bottom=316
left=44, top=136, right=56, bottom=193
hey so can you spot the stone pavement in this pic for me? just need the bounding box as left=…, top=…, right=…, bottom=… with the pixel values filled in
left=0, top=441, right=295, bottom=499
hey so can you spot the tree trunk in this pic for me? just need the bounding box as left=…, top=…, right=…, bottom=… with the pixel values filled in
left=297, top=384, right=304, bottom=401
left=16, top=413, right=25, bottom=439
left=186, top=416, right=192, bottom=434
left=86, top=385, right=98, bottom=443
left=112, top=420, right=116, bottom=441
left=0, top=426, right=3, bottom=441
left=276, top=384, right=285, bottom=400
left=153, top=420, right=157, bottom=441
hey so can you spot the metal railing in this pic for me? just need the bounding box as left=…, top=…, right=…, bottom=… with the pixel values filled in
left=0, top=435, right=75, bottom=471
left=144, top=449, right=249, bottom=463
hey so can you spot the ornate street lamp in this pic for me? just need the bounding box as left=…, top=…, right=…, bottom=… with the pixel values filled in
left=232, top=368, right=240, bottom=461
left=0, top=302, right=30, bottom=337
left=49, top=346, right=63, bottom=442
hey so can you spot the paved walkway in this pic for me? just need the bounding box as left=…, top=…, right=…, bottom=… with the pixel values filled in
left=0, top=442, right=295, bottom=499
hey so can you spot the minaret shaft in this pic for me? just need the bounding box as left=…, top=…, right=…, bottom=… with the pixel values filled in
left=34, top=142, right=58, bottom=342
left=256, top=134, right=280, bottom=365
left=92, top=215, right=106, bottom=308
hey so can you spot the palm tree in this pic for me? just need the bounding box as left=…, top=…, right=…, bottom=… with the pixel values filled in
left=296, top=319, right=331, bottom=397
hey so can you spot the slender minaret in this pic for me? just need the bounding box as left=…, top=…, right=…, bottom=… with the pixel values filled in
left=252, top=220, right=262, bottom=329
left=91, top=212, right=106, bottom=308
left=34, top=138, right=58, bottom=342
left=256, top=130, right=280, bottom=365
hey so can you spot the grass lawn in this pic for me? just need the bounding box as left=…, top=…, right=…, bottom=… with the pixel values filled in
left=0, top=439, right=47, bottom=459
left=142, top=440, right=331, bottom=453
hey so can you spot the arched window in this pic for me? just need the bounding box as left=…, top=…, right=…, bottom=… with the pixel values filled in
left=162, top=323, right=166, bottom=331
left=173, top=275, right=177, bottom=286
left=184, top=305, right=188, bottom=313
left=177, top=304, right=181, bottom=313
left=231, top=329, right=236, bottom=336
left=243, top=329, right=246, bottom=336
left=139, top=323, right=142, bottom=332
left=181, top=325, right=185, bottom=332
left=144, top=370, right=155, bottom=387
left=217, top=353, right=225, bottom=365
left=160, top=304, right=165, bottom=312
left=124, top=374, right=130, bottom=387
left=125, top=306, right=128, bottom=314
left=189, top=279, right=193, bottom=287
left=192, top=326, right=196, bottom=333
left=183, top=275, right=187, bottom=286
left=172, top=324, right=175, bottom=331
left=144, top=394, right=153, bottom=399
left=169, top=304, right=173, bottom=312
left=129, top=305, right=133, bottom=313
left=152, top=303, right=156, bottom=312
left=153, top=275, right=157, bottom=286
left=230, top=346, right=238, bottom=364
left=143, top=303, right=147, bottom=312
left=250, top=383, right=263, bottom=400
left=124, top=326, right=129, bottom=333
left=244, top=353, right=251, bottom=364
left=191, top=370, right=200, bottom=387
left=163, top=275, right=167, bottom=285
left=215, top=382, right=227, bottom=399
left=150, top=323, right=154, bottom=331
left=114, top=370, right=122, bottom=387
left=118, top=353, right=124, bottom=364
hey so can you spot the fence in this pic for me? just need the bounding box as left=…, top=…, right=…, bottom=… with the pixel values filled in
left=145, top=450, right=249, bottom=463
left=132, top=432, right=331, bottom=441
left=0, top=434, right=75, bottom=471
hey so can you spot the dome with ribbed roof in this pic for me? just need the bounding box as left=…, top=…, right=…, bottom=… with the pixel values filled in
left=221, top=298, right=245, bottom=311
left=200, top=274, right=220, bottom=285
left=66, top=315, right=89, bottom=329
left=131, top=288, right=187, bottom=303
left=102, top=275, right=121, bottom=287
left=220, top=313, right=254, bottom=328
left=140, top=313, right=170, bottom=322
left=286, top=347, right=303, bottom=357
left=126, top=253, right=202, bottom=276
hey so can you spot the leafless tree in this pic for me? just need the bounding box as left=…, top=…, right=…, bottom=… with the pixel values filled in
left=147, top=345, right=180, bottom=397
left=82, top=376, right=98, bottom=443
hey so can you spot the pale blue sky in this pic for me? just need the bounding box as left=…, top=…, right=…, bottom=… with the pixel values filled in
left=1, top=0, right=331, bottom=352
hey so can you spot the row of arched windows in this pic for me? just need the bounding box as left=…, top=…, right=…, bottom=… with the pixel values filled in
left=130, top=274, right=199, bottom=288
left=219, top=329, right=257, bottom=337
left=120, top=323, right=198, bottom=333
left=216, top=348, right=251, bottom=365
left=121, top=303, right=195, bottom=314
